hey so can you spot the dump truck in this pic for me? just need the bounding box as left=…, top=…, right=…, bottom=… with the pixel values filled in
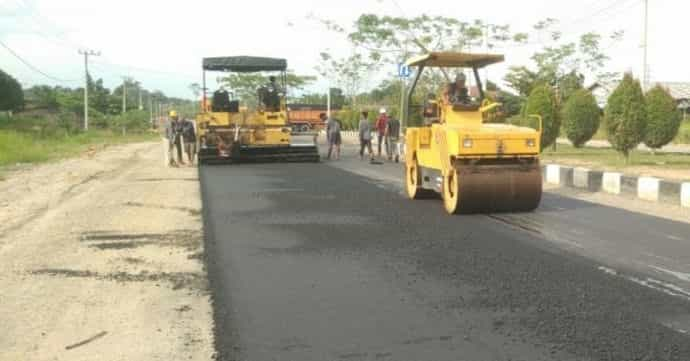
left=287, top=103, right=342, bottom=132
left=196, top=56, right=319, bottom=163
left=403, top=52, right=542, bottom=214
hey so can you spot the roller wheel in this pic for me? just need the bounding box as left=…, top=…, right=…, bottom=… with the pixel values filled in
left=442, top=164, right=542, bottom=214
left=442, top=169, right=461, bottom=214
left=405, top=158, right=435, bottom=199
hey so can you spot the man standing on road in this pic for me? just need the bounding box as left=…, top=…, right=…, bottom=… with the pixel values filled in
left=375, top=108, right=388, bottom=158
left=358, top=111, right=373, bottom=161
left=323, top=113, right=342, bottom=160
left=386, top=116, right=401, bottom=162
left=182, top=117, right=197, bottom=165
left=165, top=111, right=184, bottom=167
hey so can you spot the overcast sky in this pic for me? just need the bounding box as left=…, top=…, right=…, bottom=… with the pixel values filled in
left=0, top=0, right=685, bottom=99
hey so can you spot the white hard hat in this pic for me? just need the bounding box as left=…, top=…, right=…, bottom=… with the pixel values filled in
left=379, top=108, right=386, bottom=114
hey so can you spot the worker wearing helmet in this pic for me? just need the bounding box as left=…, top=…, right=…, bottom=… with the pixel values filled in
left=165, top=110, right=184, bottom=166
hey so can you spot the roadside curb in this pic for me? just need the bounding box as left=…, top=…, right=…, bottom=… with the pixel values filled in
left=543, top=163, right=690, bottom=208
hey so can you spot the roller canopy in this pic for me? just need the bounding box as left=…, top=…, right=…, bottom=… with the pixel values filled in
left=406, top=52, right=504, bottom=68
left=202, top=56, right=288, bottom=72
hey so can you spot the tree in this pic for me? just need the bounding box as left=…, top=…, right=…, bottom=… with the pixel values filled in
left=0, top=68, right=24, bottom=112
left=220, top=72, right=315, bottom=108
left=643, top=85, right=682, bottom=150
left=504, top=66, right=542, bottom=97
left=188, top=83, right=201, bottom=99
left=88, top=76, right=111, bottom=114
left=495, top=90, right=523, bottom=118
left=524, top=85, right=559, bottom=149
left=316, top=51, right=378, bottom=106
left=25, top=85, right=59, bottom=110
left=342, top=15, right=521, bottom=63
left=604, top=73, right=646, bottom=161
left=562, top=89, right=600, bottom=147
left=504, top=21, right=622, bottom=100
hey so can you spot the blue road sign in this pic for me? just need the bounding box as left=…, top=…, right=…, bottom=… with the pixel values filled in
left=398, top=63, right=411, bottom=78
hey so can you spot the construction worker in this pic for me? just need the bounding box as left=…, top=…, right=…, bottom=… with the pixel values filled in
left=375, top=108, right=388, bottom=157
left=386, top=116, right=401, bottom=162
left=358, top=111, right=373, bottom=161
left=165, top=110, right=184, bottom=166
left=323, top=113, right=342, bottom=160
left=182, top=117, right=197, bottom=165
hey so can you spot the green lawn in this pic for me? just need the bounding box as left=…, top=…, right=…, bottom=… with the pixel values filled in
left=542, top=143, right=690, bottom=176
left=0, top=129, right=157, bottom=168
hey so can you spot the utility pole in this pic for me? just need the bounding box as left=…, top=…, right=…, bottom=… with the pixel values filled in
left=483, top=22, right=489, bottom=91
left=149, top=96, right=154, bottom=128
left=121, top=77, right=127, bottom=113
left=78, top=49, right=100, bottom=130
left=138, top=82, right=143, bottom=110
left=326, top=85, right=331, bottom=118
left=642, top=0, right=649, bottom=90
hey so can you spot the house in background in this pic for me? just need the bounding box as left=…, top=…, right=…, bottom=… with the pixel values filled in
left=653, top=82, right=690, bottom=120
left=588, top=81, right=690, bottom=120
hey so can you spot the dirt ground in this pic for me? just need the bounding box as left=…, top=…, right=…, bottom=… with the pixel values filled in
left=0, top=141, right=213, bottom=360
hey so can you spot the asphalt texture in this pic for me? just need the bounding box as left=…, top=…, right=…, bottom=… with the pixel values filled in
left=200, top=151, right=690, bottom=361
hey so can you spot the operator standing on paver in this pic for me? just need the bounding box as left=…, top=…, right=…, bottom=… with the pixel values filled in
left=358, top=111, right=373, bottom=161
left=375, top=108, right=388, bottom=158
left=182, top=117, right=197, bottom=165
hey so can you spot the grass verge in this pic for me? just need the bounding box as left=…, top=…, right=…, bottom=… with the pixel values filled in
left=0, top=129, right=158, bottom=168
left=542, top=144, right=690, bottom=180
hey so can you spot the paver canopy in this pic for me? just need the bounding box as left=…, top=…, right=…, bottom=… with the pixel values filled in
left=202, top=56, right=287, bottom=72
left=406, top=52, right=504, bottom=68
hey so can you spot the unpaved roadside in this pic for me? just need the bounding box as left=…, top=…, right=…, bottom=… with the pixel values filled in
left=0, top=141, right=213, bottom=360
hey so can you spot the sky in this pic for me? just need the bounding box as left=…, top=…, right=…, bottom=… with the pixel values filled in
left=0, top=0, right=686, bottom=99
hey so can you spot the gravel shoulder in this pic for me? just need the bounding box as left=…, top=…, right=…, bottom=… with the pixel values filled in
left=0, top=141, right=213, bottom=360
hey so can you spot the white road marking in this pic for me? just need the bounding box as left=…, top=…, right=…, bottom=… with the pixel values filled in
left=666, top=234, right=685, bottom=242
left=598, top=265, right=690, bottom=301
left=649, top=265, right=690, bottom=283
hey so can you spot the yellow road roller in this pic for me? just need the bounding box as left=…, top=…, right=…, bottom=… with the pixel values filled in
left=403, top=52, right=542, bottom=214
left=196, top=56, right=319, bottom=164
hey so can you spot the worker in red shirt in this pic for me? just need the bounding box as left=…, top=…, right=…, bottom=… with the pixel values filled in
left=375, top=108, right=388, bottom=158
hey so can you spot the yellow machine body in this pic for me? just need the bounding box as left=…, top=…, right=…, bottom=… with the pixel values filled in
left=196, top=56, right=319, bottom=163
left=404, top=52, right=543, bottom=214
left=196, top=107, right=291, bottom=147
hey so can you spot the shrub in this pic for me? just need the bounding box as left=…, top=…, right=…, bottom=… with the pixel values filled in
left=604, top=73, right=646, bottom=160
left=524, top=84, right=559, bottom=149
left=643, top=85, right=682, bottom=150
left=0, top=68, right=24, bottom=111
left=112, top=110, right=151, bottom=131
left=561, top=89, right=601, bottom=147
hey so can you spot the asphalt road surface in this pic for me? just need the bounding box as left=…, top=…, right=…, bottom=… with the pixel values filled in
left=200, top=150, right=690, bottom=361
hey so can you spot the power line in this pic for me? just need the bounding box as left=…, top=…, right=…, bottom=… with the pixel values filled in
left=91, top=59, right=197, bottom=79
left=0, top=39, right=78, bottom=83
left=5, top=0, right=86, bottom=50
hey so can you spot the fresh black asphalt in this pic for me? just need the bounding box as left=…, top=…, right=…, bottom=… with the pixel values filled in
left=200, top=159, right=690, bottom=361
